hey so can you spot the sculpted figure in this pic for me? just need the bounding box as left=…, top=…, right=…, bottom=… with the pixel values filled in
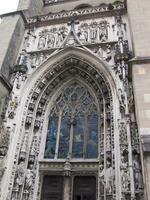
left=38, top=30, right=48, bottom=49
left=8, top=94, right=18, bottom=119
left=121, top=170, right=130, bottom=191
left=24, top=164, right=35, bottom=193
left=99, top=20, right=109, bottom=42
left=79, top=23, right=89, bottom=43
left=105, top=159, right=113, bottom=194
left=100, top=158, right=113, bottom=194
left=47, top=33, right=55, bottom=48
left=112, top=15, right=126, bottom=39
left=17, top=50, right=27, bottom=66
left=16, top=161, right=26, bottom=187
left=133, top=154, right=143, bottom=189
left=56, top=26, right=68, bottom=46
left=90, top=22, right=98, bottom=42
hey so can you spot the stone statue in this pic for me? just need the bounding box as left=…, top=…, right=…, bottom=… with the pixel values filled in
left=64, top=156, right=71, bottom=177
left=12, top=161, right=26, bottom=200
left=8, top=94, right=18, bottom=119
left=16, top=161, right=26, bottom=187
left=17, top=50, right=27, bottom=67
left=78, top=23, right=89, bottom=43
left=96, top=46, right=104, bottom=58
left=99, top=20, right=109, bottom=42
left=56, top=26, right=68, bottom=46
left=105, top=44, right=112, bottom=62
left=133, top=154, right=143, bottom=190
left=24, top=164, right=35, bottom=193
left=0, top=126, right=9, bottom=157
left=100, top=158, right=114, bottom=194
left=47, top=30, right=56, bottom=49
left=105, top=159, right=113, bottom=194
left=0, top=159, right=6, bottom=181
left=90, top=22, right=98, bottom=42
left=38, top=31, right=47, bottom=50
left=121, top=169, right=130, bottom=191
left=112, top=15, right=126, bottom=39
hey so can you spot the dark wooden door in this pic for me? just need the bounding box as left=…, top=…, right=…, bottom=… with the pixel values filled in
left=41, top=176, right=63, bottom=200
left=73, top=176, right=96, bottom=200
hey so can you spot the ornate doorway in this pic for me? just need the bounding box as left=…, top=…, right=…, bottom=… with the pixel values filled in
left=9, top=52, right=144, bottom=200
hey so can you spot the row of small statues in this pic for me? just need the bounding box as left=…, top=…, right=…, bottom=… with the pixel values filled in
left=37, top=18, right=126, bottom=50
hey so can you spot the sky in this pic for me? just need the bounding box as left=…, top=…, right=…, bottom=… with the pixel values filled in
left=0, top=0, right=19, bottom=15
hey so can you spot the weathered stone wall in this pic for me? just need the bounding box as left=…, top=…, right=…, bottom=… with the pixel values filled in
left=127, top=0, right=150, bottom=56
left=0, top=14, right=25, bottom=124
left=42, top=0, right=124, bottom=15
left=0, top=14, right=25, bottom=80
left=127, top=0, right=150, bottom=199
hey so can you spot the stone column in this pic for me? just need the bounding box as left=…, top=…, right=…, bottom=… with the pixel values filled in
left=63, top=177, right=71, bottom=200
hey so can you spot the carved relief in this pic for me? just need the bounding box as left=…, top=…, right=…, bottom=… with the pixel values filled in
left=28, top=2, right=125, bottom=24
left=37, top=26, right=68, bottom=50
left=7, top=93, right=19, bottom=119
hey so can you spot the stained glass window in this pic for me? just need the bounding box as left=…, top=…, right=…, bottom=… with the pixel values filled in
left=45, top=110, right=58, bottom=158
left=58, top=113, right=70, bottom=158
left=44, top=82, right=99, bottom=159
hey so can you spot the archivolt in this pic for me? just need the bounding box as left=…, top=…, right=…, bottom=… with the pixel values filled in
left=10, top=48, right=120, bottom=200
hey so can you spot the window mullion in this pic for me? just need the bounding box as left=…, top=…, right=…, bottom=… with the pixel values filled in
left=55, top=110, right=62, bottom=159
left=83, top=114, right=88, bottom=159
left=69, top=114, right=74, bottom=158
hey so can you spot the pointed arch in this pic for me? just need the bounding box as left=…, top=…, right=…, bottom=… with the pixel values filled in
left=9, top=47, right=123, bottom=200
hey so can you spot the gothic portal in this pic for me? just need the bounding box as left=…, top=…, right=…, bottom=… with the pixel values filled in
left=0, top=0, right=150, bottom=200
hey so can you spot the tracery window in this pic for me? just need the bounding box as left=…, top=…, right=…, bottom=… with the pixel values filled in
left=44, top=82, right=99, bottom=159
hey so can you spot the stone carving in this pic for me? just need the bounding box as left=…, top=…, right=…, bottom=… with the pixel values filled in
left=17, top=49, right=28, bottom=67
left=77, top=23, right=89, bottom=43
left=15, top=161, right=26, bottom=187
left=0, top=126, right=9, bottom=157
left=118, top=88, right=126, bottom=115
left=121, top=169, right=130, bottom=191
left=99, top=158, right=114, bottom=194
left=23, top=163, right=35, bottom=197
left=31, top=52, right=50, bottom=68
left=13, top=72, right=27, bottom=90
left=12, top=161, right=26, bottom=200
left=105, top=158, right=113, bottom=194
left=78, top=20, right=109, bottom=44
left=0, top=159, right=6, bottom=181
left=99, top=20, right=110, bottom=42
left=28, top=2, right=125, bottom=24
left=20, top=132, right=29, bottom=161
left=64, top=156, right=71, bottom=177
left=112, top=14, right=126, bottom=39
left=37, top=26, right=68, bottom=50
left=96, top=44, right=113, bottom=63
left=24, top=28, right=36, bottom=50
left=7, top=93, right=19, bottom=119
left=90, top=21, right=98, bottom=42
left=133, top=152, right=143, bottom=190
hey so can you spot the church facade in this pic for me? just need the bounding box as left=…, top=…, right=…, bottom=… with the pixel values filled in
left=0, top=0, right=150, bottom=200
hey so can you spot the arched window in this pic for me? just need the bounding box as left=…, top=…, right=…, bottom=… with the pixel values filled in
left=44, top=82, right=99, bottom=159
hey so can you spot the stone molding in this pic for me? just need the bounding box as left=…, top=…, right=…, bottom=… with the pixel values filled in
left=27, top=1, right=126, bottom=25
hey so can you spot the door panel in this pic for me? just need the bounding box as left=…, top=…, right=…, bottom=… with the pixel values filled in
left=41, top=176, right=63, bottom=200
left=73, top=176, right=96, bottom=200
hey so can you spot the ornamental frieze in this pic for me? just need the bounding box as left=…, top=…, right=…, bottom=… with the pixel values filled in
left=25, top=16, right=128, bottom=53
left=27, top=1, right=125, bottom=24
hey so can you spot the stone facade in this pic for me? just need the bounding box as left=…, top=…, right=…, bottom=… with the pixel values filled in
left=0, top=0, right=150, bottom=200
